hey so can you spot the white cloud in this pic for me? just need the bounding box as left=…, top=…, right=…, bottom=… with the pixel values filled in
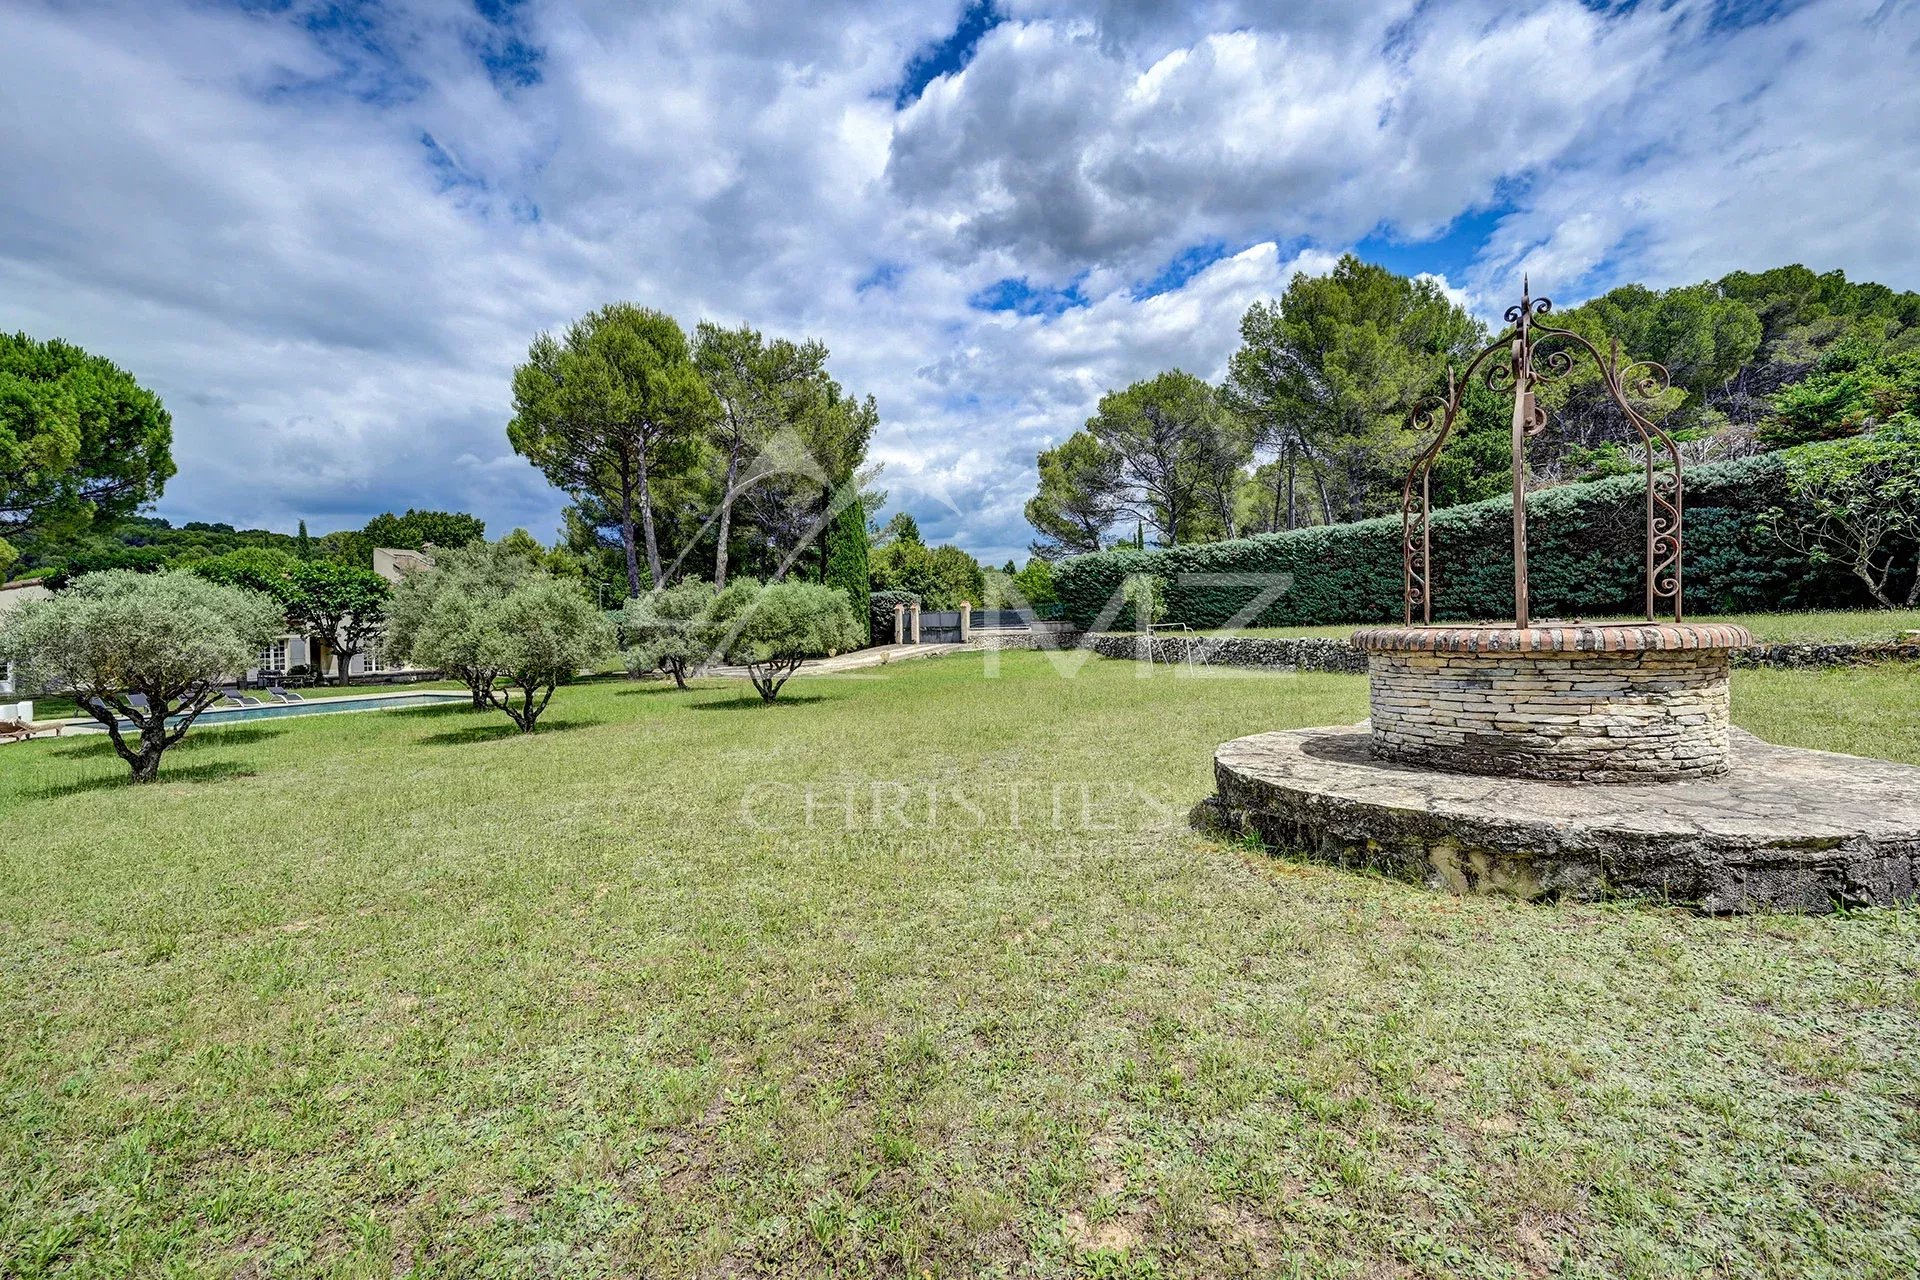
left=0, top=0, right=1914, bottom=567
left=1468, top=0, right=1920, bottom=300
left=884, top=2, right=1659, bottom=282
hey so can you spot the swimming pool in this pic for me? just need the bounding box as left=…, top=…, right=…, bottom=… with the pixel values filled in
left=91, top=691, right=470, bottom=731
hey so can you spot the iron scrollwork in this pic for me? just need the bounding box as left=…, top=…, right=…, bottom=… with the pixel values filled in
left=1399, top=279, right=1685, bottom=627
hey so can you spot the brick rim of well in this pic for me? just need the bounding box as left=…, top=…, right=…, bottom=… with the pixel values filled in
left=1351, top=622, right=1755, bottom=655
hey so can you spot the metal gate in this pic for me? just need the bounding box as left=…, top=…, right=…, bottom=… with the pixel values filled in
left=918, top=610, right=964, bottom=643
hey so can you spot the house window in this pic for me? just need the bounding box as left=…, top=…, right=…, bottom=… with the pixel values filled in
left=362, top=646, right=383, bottom=674
left=258, top=640, right=288, bottom=674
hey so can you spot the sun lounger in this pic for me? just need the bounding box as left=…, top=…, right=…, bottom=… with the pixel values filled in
left=0, top=718, right=59, bottom=742
left=267, top=685, right=304, bottom=703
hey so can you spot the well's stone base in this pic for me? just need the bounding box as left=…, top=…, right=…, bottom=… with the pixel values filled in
left=1208, top=724, right=1920, bottom=913
left=1352, top=624, right=1751, bottom=782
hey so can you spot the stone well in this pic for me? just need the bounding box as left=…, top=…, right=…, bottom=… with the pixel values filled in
left=1206, top=618, right=1920, bottom=910
left=1202, top=281, right=1920, bottom=911
left=1350, top=623, right=1752, bottom=783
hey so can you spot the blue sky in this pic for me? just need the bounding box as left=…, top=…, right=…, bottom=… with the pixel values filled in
left=2, top=0, right=1915, bottom=565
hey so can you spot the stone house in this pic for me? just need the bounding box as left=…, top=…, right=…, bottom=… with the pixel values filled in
left=0, top=578, right=54, bottom=699
left=251, top=546, right=437, bottom=684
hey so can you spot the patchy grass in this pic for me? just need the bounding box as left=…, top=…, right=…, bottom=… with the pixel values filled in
left=1195, top=607, right=1920, bottom=644
left=2, top=653, right=1917, bottom=1278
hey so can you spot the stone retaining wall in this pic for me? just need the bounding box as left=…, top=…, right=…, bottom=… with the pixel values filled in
left=965, top=622, right=1080, bottom=652
left=1075, top=633, right=1367, bottom=672
left=1075, top=633, right=1918, bottom=673
left=1366, top=648, right=1733, bottom=781
left=1732, top=642, right=1920, bottom=668
left=967, top=631, right=1044, bottom=651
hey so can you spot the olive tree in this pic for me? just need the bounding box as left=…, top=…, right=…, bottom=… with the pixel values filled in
left=0, top=570, right=283, bottom=782
left=472, top=577, right=616, bottom=732
left=698, top=578, right=862, bottom=702
left=383, top=542, right=538, bottom=707
left=619, top=577, right=713, bottom=688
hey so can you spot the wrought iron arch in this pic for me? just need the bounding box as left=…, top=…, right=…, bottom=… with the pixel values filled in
left=1400, top=280, right=1684, bottom=627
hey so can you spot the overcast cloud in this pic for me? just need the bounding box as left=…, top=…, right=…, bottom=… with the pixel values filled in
left=2, top=0, right=1914, bottom=564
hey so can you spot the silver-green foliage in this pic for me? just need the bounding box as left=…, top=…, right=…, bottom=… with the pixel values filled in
left=0, top=569, right=282, bottom=781
left=619, top=577, right=714, bottom=689
left=697, top=578, right=862, bottom=701
left=473, top=577, right=616, bottom=732
left=384, top=543, right=541, bottom=706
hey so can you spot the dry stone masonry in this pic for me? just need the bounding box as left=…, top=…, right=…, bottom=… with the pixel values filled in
left=1353, top=624, right=1750, bottom=782
left=1207, top=726, right=1920, bottom=912
left=1200, top=619, right=1920, bottom=911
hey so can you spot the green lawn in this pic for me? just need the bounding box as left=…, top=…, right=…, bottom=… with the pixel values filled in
left=1190, top=607, right=1920, bottom=644
left=3, top=654, right=1917, bottom=1278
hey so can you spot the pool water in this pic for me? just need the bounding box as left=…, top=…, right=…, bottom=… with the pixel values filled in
left=103, top=691, right=470, bottom=730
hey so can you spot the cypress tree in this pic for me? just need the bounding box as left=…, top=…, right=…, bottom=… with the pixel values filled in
left=822, top=498, right=872, bottom=646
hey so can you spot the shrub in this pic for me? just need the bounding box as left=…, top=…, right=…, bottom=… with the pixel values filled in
left=1055, top=448, right=1865, bottom=630
left=0, top=569, right=283, bottom=782
left=701, top=579, right=863, bottom=702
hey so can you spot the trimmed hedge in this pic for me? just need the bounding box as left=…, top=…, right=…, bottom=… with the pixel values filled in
left=1057, top=451, right=1861, bottom=630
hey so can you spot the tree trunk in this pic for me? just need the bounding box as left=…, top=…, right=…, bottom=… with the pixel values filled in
left=714, top=447, right=740, bottom=590
left=130, top=735, right=164, bottom=783
left=750, top=658, right=799, bottom=702
left=128, top=706, right=174, bottom=783
left=619, top=476, right=642, bottom=599
left=1285, top=444, right=1297, bottom=531
left=1856, top=562, right=1898, bottom=609
left=635, top=446, right=665, bottom=590
left=487, top=682, right=550, bottom=732
left=1313, top=465, right=1335, bottom=526
left=1270, top=455, right=1285, bottom=533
